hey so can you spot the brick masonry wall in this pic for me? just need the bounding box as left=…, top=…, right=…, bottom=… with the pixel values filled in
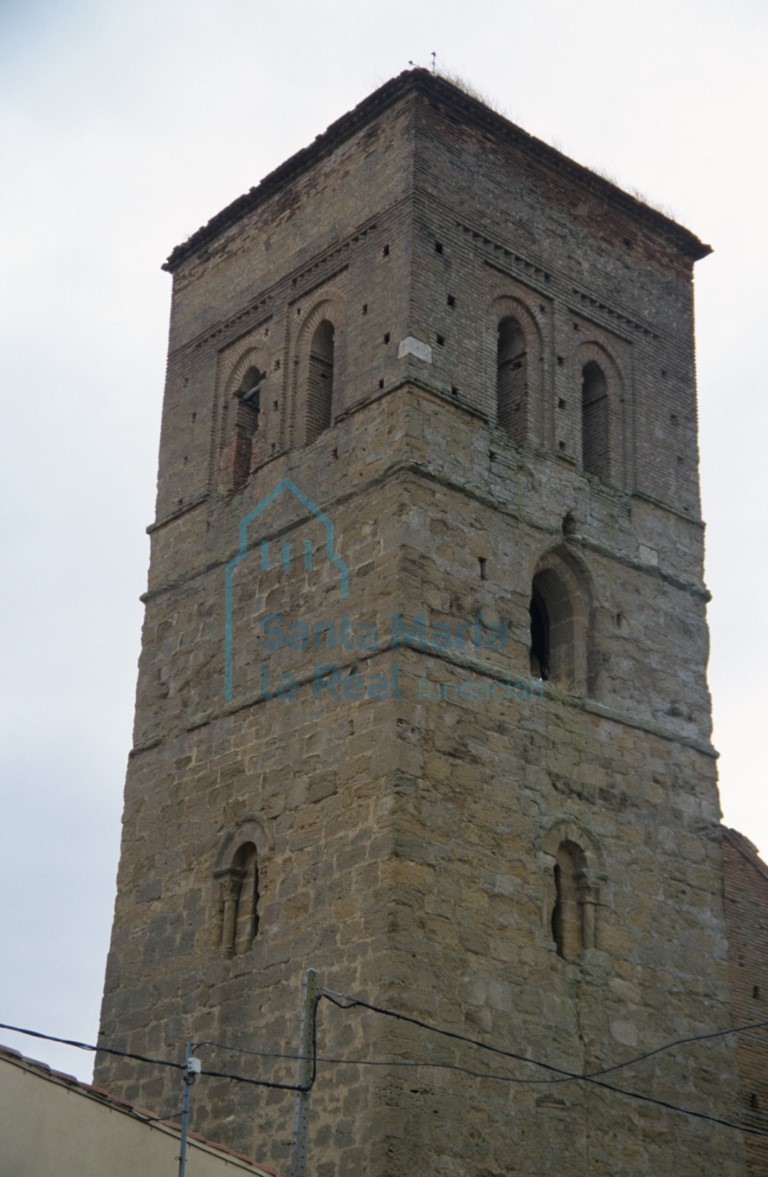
left=96, top=72, right=747, bottom=1176
left=723, top=829, right=768, bottom=1174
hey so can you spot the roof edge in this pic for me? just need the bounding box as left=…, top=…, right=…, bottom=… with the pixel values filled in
left=163, top=69, right=711, bottom=274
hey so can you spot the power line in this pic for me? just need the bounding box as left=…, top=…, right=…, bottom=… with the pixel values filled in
left=0, top=1023, right=306, bottom=1094
left=196, top=1016, right=768, bottom=1083
left=319, top=992, right=768, bottom=1138
left=4, top=1010, right=768, bottom=1138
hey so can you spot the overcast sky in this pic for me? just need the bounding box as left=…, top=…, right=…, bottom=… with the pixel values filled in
left=1, top=0, right=766, bottom=1085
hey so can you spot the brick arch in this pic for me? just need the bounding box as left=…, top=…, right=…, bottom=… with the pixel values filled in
left=225, top=346, right=267, bottom=397
left=291, top=294, right=345, bottom=448
left=574, top=340, right=626, bottom=488
left=488, top=294, right=545, bottom=447
left=217, top=346, right=268, bottom=492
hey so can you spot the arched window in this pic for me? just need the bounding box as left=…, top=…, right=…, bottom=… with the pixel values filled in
left=496, top=316, right=527, bottom=444
left=530, top=568, right=576, bottom=688
left=529, top=583, right=550, bottom=681
left=581, top=360, right=609, bottom=480
left=306, top=320, right=335, bottom=443
left=541, top=822, right=603, bottom=960
left=529, top=551, right=591, bottom=694
left=231, top=366, right=264, bottom=490
left=217, top=842, right=259, bottom=957
left=552, top=841, right=587, bottom=961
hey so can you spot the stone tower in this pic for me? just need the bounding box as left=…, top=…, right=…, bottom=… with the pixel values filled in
left=97, top=71, right=747, bottom=1176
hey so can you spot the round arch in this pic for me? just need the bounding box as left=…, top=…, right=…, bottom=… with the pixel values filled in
left=291, top=294, right=345, bottom=448
left=488, top=294, right=545, bottom=447
left=528, top=544, right=593, bottom=694
left=574, top=340, right=626, bottom=488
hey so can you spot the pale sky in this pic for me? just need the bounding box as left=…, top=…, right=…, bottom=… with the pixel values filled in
left=1, top=0, right=766, bottom=1083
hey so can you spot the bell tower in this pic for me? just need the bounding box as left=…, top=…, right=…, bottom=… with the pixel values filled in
left=97, top=71, right=746, bottom=1176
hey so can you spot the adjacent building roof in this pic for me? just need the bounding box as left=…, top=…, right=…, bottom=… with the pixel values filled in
left=0, top=1044, right=281, bottom=1177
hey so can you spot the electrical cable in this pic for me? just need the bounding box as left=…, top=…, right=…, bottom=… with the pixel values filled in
left=195, top=1016, right=768, bottom=1083
left=4, top=1009, right=768, bottom=1137
left=0, top=1023, right=306, bottom=1094
left=318, top=992, right=768, bottom=1138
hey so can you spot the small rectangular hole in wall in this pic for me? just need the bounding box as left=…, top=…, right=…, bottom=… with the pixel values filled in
left=754, top=985, right=761, bottom=999
left=435, top=241, right=444, bottom=254
left=378, top=379, right=384, bottom=389
left=383, top=332, right=390, bottom=344
left=273, top=400, right=278, bottom=411
left=558, top=399, right=566, bottom=409
left=436, top=334, right=445, bottom=346
left=274, top=359, right=280, bottom=370
left=190, top=412, right=196, bottom=422
left=383, top=244, right=390, bottom=257
left=478, top=557, right=487, bottom=581
left=558, top=441, right=566, bottom=451
left=573, top=322, right=580, bottom=331
left=451, top=386, right=459, bottom=397
left=557, top=355, right=564, bottom=366
left=447, top=295, right=456, bottom=307
left=362, top=304, right=368, bottom=315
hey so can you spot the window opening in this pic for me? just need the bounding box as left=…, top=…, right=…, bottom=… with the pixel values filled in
left=497, top=317, right=527, bottom=445
left=232, top=366, right=264, bottom=490
left=306, top=320, right=335, bottom=443
left=529, top=586, right=549, bottom=680
left=219, top=842, right=259, bottom=957
left=581, top=360, right=609, bottom=480
left=552, top=840, right=587, bottom=961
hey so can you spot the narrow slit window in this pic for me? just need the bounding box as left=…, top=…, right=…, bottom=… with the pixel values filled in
left=529, top=585, right=549, bottom=680
left=551, top=840, right=586, bottom=961
left=219, top=842, right=259, bottom=957
left=581, top=361, right=609, bottom=480
left=496, top=317, right=528, bottom=445
left=306, top=319, right=335, bottom=443
left=232, top=366, right=264, bottom=490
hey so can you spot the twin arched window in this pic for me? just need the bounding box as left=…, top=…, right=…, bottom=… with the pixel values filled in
left=495, top=311, right=618, bottom=487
